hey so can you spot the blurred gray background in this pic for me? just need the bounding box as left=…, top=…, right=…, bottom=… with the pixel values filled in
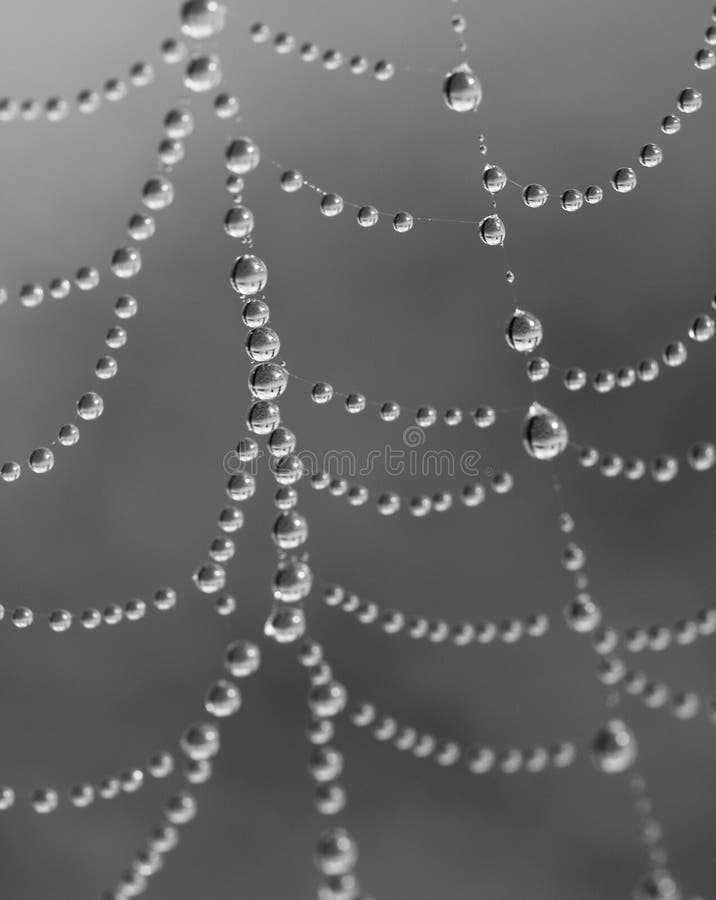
left=1, top=0, right=715, bottom=897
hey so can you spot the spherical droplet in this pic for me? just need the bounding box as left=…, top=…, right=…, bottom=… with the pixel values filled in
left=506, top=309, right=543, bottom=352
left=142, top=176, right=174, bottom=210
left=320, top=193, right=344, bottom=217
left=443, top=63, right=482, bottom=112
left=585, top=185, right=603, bottom=204
left=523, top=184, right=549, bottom=208
left=181, top=721, right=220, bottom=761
left=180, top=1, right=227, bottom=39
left=192, top=562, right=226, bottom=594
left=522, top=403, right=568, bottom=460
left=205, top=679, right=241, bottom=717
left=312, top=382, right=333, bottom=404
left=225, top=137, right=260, bottom=174
left=639, top=143, right=663, bottom=167
left=77, top=392, right=104, bottom=420
left=225, top=640, right=261, bottom=677
left=677, top=87, right=702, bottom=113
left=265, top=605, right=306, bottom=643
left=689, top=315, right=715, bottom=341
left=357, top=205, right=379, bottom=227
left=184, top=53, right=222, bottom=92
left=590, top=720, right=637, bottom=773
left=478, top=214, right=505, bottom=245
left=280, top=170, right=304, bottom=192
left=272, top=511, right=308, bottom=549
left=632, top=871, right=682, bottom=900
left=661, top=114, right=681, bottom=135
left=111, top=246, right=142, bottom=278
left=611, top=167, right=637, bottom=193
left=561, top=189, right=583, bottom=212
left=231, top=254, right=267, bottom=296
left=392, top=211, right=413, bottom=233
left=29, top=448, right=54, bottom=474
left=345, top=393, right=366, bottom=414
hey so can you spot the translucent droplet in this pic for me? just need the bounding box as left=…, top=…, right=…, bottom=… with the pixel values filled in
left=77, top=392, right=104, bottom=420
left=111, top=246, right=142, bottom=278
left=660, top=114, right=681, bottom=135
left=129, top=61, right=154, bottom=87
left=58, top=423, right=80, bottom=446
left=443, top=63, right=482, bottom=112
left=49, top=278, right=71, bottom=300
left=322, top=49, right=344, bottom=70
left=243, top=298, right=270, bottom=327
left=248, top=363, right=288, bottom=400
left=225, top=137, right=260, bottom=174
left=249, top=22, right=270, bottom=43
left=192, top=562, right=226, bottom=594
left=639, top=143, right=663, bottom=167
left=115, top=294, right=138, bottom=319
left=320, top=193, right=344, bottom=217
left=205, top=679, right=241, bottom=717
left=373, top=60, right=395, bottom=81
left=184, top=54, right=222, bottom=91
left=280, top=170, right=303, bottom=192
left=128, top=213, right=156, bottom=241
left=482, top=165, right=507, bottom=193
left=590, top=719, right=637, bottom=773
left=180, top=1, right=227, bottom=39
left=104, top=78, right=127, bottom=101
left=312, top=382, right=333, bottom=404
left=651, top=454, right=679, bottom=483
left=478, top=214, right=505, bottom=245
left=564, top=368, right=587, bottom=390
left=357, top=206, right=379, bottom=227
left=585, top=185, right=603, bottom=204
left=29, top=448, right=54, bottom=474
left=161, top=38, right=188, bottom=63
left=522, top=403, right=568, bottom=460
left=616, top=367, right=636, bottom=388
left=472, top=406, right=496, bottom=427
left=688, top=441, right=715, bottom=472
left=392, top=211, right=413, bottom=232
left=32, top=788, right=59, bottom=814
left=265, top=605, right=306, bottom=643
left=593, top=370, right=616, bottom=393
left=77, top=89, right=100, bottom=113
left=45, top=97, right=69, bottom=121
left=506, top=309, right=543, bottom=352
left=662, top=341, right=687, bottom=367
left=526, top=357, right=550, bottom=382
left=376, top=492, right=401, bottom=515
left=677, top=87, right=702, bottom=113
left=561, top=189, right=583, bottom=212
left=214, top=92, right=239, bottom=118
left=415, top=406, right=437, bottom=427
left=689, top=315, right=715, bottom=341
left=225, top=640, right=261, bottom=676
left=272, top=511, right=309, bottom=549
left=231, top=254, right=267, bottom=296
left=49, top=609, right=72, bottom=632
left=274, top=33, right=296, bottom=54
left=142, top=176, right=174, bottom=210
left=20, top=283, right=44, bottom=308
left=154, top=587, right=177, bottom=610
left=247, top=400, right=281, bottom=434
left=349, top=55, right=368, bottom=74
left=345, top=393, right=366, bottom=414
left=181, top=722, right=220, bottom=761
left=315, top=827, right=358, bottom=876
left=522, top=184, right=549, bottom=208
left=611, top=167, right=637, bottom=193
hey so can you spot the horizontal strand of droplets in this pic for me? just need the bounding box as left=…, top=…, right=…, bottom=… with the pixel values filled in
left=591, top=643, right=707, bottom=723
left=309, top=470, right=515, bottom=517
left=574, top=439, right=716, bottom=483
left=347, top=700, right=577, bottom=774
left=321, top=584, right=549, bottom=645
left=299, top=372, right=500, bottom=428
left=269, top=160, right=486, bottom=229
left=249, top=22, right=396, bottom=82
left=480, top=51, right=713, bottom=207
left=0, top=36, right=188, bottom=126
left=536, top=307, right=716, bottom=393
left=0, top=749, right=181, bottom=814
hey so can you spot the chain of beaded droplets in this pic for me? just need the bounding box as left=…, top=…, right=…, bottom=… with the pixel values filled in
left=3, top=1, right=716, bottom=898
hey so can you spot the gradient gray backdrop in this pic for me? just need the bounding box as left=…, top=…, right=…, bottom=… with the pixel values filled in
left=1, top=1, right=715, bottom=897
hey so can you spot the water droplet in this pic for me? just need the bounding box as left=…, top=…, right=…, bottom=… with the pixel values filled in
left=312, top=382, right=333, bottom=404
left=226, top=138, right=260, bottom=174
left=205, top=679, right=242, bottom=717
left=77, top=392, right=104, bottom=420
left=585, top=185, right=603, bottom=204
left=265, top=605, right=306, bottom=642
left=142, top=176, right=174, bottom=210
left=224, top=206, right=254, bottom=238
left=180, top=1, right=227, bottom=39
left=661, top=114, right=681, bottom=135
left=111, top=246, right=142, bottom=278
left=442, top=63, right=482, bottom=112
left=214, top=92, right=239, bottom=118
left=392, top=211, right=413, bottom=232
left=29, top=448, right=54, bottom=474
left=322, top=49, right=343, bottom=70
left=193, top=562, right=226, bottom=593
left=482, top=165, right=507, bottom=193
left=561, top=189, right=583, bottom=212
left=349, top=55, right=368, bottom=73
left=677, top=87, right=702, bottom=113
left=231, top=254, right=267, bottom=296
left=611, top=167, right=637, bottom=193
left=526, top=357, right=550, bottom=381
left=478, top=214, right=505, bottom=245
left=689, top=315, right=715, bottom=341
left=564, top=368, right=587, bottom=390
left=345, top=393, right=366, bottom=414
left=280, top=170, right=304, bottom=192
left=373, top=60, right=395, bottom=81
left=357, top=206, right=379, bottom=227
left=272, top=511, right=309, bottom=549
left=639, top=143, right=663, bottom=168
left=590, top=720, right=637, bottom=773
left=505, top=309, right=543, bottom=352
left=632, top=871, right=682, bottom=900
left=320, top=193, right=344, bottom=216
left=181, top=722, right=220, bottom=761
left=522, top=403, right=568, bottom=460
left=522, top=184, right=548, bottom=208
left=58, top=424, right=80, bottom=446
left=247, top=400, right=281, bottom=434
